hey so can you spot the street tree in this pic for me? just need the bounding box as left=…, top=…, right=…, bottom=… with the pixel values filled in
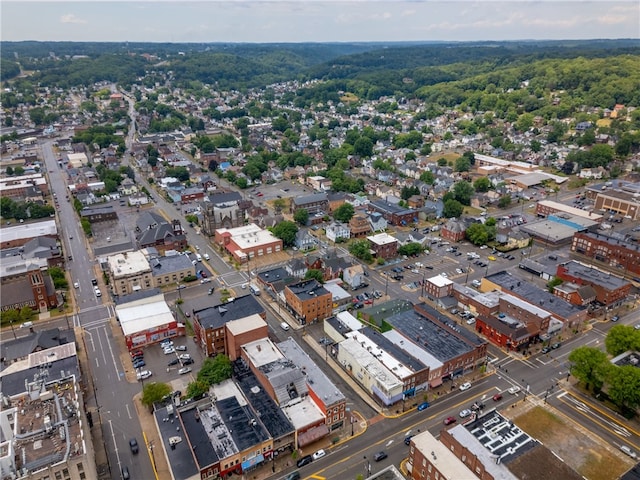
left=605, top=325, right=640, bottom=356
left=273, top=198, right=286, bottom=213
left=141, top=382, right=172, bottom=410
left=333, top=203, right=355, bottom=223
left=607, top=365, right=640, bottom=412
left=271, top=221, right=298, bottom=247
left=498, top=195, right=512, bottom=208
left=454, top=156, right=471, bottom=172
left=568, top=346, right=609, bottom=391
left=294, top=208, right=309, bottom=226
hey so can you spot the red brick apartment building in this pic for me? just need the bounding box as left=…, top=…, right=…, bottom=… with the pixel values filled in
left=367, top=233, right=398, bottom=259
left=284, top=279, right=332, bottom=324
left=556, top=261, right=631, bottom=306
left=572, top=231, right=640, bottom=276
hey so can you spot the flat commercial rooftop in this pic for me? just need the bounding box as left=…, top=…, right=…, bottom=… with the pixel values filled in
left=242, top=338, right=283, bottom=368
left=282, top=397, right=325, bottom=430
left=357, top=327, right=426, bottom=373
left=562, top=260, right=630, bottom=290
left=155, top=405, right=200, bottom=478
left=194, top=295, right=265, bottom=329
left=278, top=337, right=345, bottom=406
left=385, top=309, right=475, bottom=363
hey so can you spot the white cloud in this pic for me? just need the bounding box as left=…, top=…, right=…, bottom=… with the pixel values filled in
left=59, top=14, right=87, bottom=25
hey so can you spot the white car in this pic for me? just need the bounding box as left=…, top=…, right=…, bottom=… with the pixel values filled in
left=459, top=382, right=472, bottom=391
left=94, top=287, right=101, bottom=297
left=136, top=370, right=152, bottom=381
left=200, top=278, right=212, bottom=284
left=74, top=282, right=79, bottom=289
left=441, top=272, right=448, bottom=278
left=508, top=386, right=521, bottom=395
left=175, top=345, right=187, bottom=351
left=459, top=409, right=472, bottom=418
left=178, top=354, right=191, bottom=360
left=178, top=367, right=192, bottom=375
left=203, top=253, right=210, bottom=261
left=466, top=317, right=476, bottom=325
left=163, top=347, right=176, bottom=355
left=312, top=449, right=326, bottom=460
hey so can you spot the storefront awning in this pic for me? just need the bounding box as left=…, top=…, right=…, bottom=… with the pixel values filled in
left=297, top=424, right=329, bottom=448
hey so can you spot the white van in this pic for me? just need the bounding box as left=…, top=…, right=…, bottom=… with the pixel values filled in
left=203, top=253, right=210, bottom=261
left=249, top=284, right=261, bottom=296
left=196, top=253, right=202, bottom=262
left=280, top=322, right=290, bottom=331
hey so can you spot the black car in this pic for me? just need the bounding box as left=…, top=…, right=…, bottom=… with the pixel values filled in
left=551, top=342, right=561, bottom=349
left=129, top=438, right=139, bottom=454
left=297, top=455, right=313, bottom=468
left=404, top=435, right=414, bottom=445
left=168, top=358, right=179, bottom=366
left=182, top=358, right=195, bottom=365
left=541, top=346, right=551, bottom=354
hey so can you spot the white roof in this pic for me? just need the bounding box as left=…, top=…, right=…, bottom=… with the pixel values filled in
left=216, top=223, right=280, bottom=250
left=241, top=338, right=283, bottom=368
left=367, top=232, right=397, bottom=246
left=0, top=219, right=57, bottom=243
left=411, top=430, right=476, bottom=478
left=225, top=314, right=268, bottom=336
left=538, top=199, right=603, bottom=220
left=340, top=336, right=404, bottom=391
left=336, top=311, right=363, bottom=331
left=428, top=274, right=453, bottom=288
left=107, top=251, right=151, bottom=278
left=116, top=298, right=175, bottom=336
left=323, top=280, right=351, bottom=301
left=282, top=397, right=325, bottom=430
left=383, top=330, right=443, bottom=370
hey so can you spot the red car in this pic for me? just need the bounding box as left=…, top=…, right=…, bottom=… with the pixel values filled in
left=443, top=416, right=457, bottom=425
left=257, top=192, right=263, bottom=197
left=492, top=393, right=503, bottom=401
left=201, top=271, right=207, bottom=278
left=130, top=350, right=143, bottom=358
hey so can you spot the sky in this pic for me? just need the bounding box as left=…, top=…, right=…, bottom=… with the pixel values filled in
left=1, top=1, right=639, bottom=44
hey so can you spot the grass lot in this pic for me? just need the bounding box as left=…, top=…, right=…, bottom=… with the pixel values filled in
left=340, top=93, right=359, bottom=103
left=513, top=406, right=628, bottom=480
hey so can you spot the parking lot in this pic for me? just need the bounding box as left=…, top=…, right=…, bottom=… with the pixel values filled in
left=127, top=335, right=204, bottom=389
left=247, top=179, right=313, bottom=204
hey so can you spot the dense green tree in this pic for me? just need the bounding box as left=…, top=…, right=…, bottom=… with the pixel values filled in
left=473, top=177, right=491, bottom=192
left=353, top=137, right=374, bottom=157
left=498, top=195, right=512, bottom=208
left=568, top=347, right=609, bottom=391
left=453, top=181, right=474, bottom=206
left=271, top=221, right=298, bottom=247
left=420, top=171, right=435, bottom=184
left=334, top=203, right=355, bottom=223
left=605, top=325, right=640, bottom=356
left=465, top=223, right=489, bottom=245
left=398, top=242, right=424, bottom=256
left=141, top=382, right=172, bottom=409
left=304, top=269, right=325, bottom=283
left=443, top=199, right=464, bottom=218
left=48, top=267, right=68, bottom=289
left=437, top=158, right=448, bottom=167
left=401, top=186, right=420, bottom=200
left=349, top=240, right=373, bottom=262
left=235, top=177, right=248, bottom=189
left=608, top=365, right=640, bottom=411
left=455, top=156, right=471, bottom=172
left=294, top=208, right=309, bottom=226
left=186, top=380, right=209, bottom=399
left=197, top=355, right=232, bottom=386
left=19, top=306, right=34, bottom=324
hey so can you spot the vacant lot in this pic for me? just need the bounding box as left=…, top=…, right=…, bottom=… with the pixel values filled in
left=510, top=405, right=629, bottom=480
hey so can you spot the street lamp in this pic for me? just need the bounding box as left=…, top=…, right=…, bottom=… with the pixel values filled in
left=9, top=319, right=16, bottom=339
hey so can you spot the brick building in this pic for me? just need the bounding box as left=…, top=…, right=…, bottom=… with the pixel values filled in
left=441, top=219, right=467, bottom=242
left=284, top=279, right=332, bottom=324
left=556, top=261, right=631, bottom=306
left=367, top=233, right=398, bottom=260
left=593, top=189, right=640, bottom=220
left=571, top=231, right=640, bottom=276
left=367, top=200, right=417, bottom=226
left=349, top=214, right=372, bottom=238
left=290, top=192, right=329, bottom=215
left=424, top=275, right=453, bottom=299
left=79, top=205, right=118, bottom=223
left=106, top=251, right=153, bottom=296
left=214, top=223, right=283, bottom=263
left=535, top=199, right=603, bottom=222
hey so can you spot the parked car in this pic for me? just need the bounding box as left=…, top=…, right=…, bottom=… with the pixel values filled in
left=417, top=402, right=430, bottom=411
left=296, top=455, right=313, bottom=468
left=620, top=445, right=638, bottom=459
left=178, top=354, right=191, bottom=360
left=541, top=346, right=551, bottom=354
left=132, top=359, right=145, bottom=369
left=167, top=358, right=179, bottom=366
left=182, top=358, right=195, bottom=366
left=373, top=451, right=387, bottom=462
left=443, top=416, right=457, bottom=425
left=175, top=345, right=187, bottom=351
left=551, top=342, right=561, bottom=349
left=611, top=316, right=619, bottom=322
left=459, top=409, right=472, bottom=418
left=404, top=435, right=414, bottom=445
left=284, top=472, right=301, bottom=480
left=129, top=438, right=139, bottom=454
left=178, top=367, right=192, bottom=375
left=459, top=382, right=471, bottom=391
left=136, top=370, right=152, bottom=381
left=163, top=347, right=176, bottom=355
left=130, top=350, right=143, bottom=358
left=312, top=449, right=326, bottom=460
left=121, top=466, right=130, bottom=480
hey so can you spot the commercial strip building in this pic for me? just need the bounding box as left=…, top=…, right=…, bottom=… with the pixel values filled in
left=213, top=223, right=283, bottom=263
left=556, top=260, right=631, bottom=306
left=535, top=199, right=603, bottom=221
left=106, top=250, right=153, bottom=295
left=114, top=290, right=184, bottom=349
